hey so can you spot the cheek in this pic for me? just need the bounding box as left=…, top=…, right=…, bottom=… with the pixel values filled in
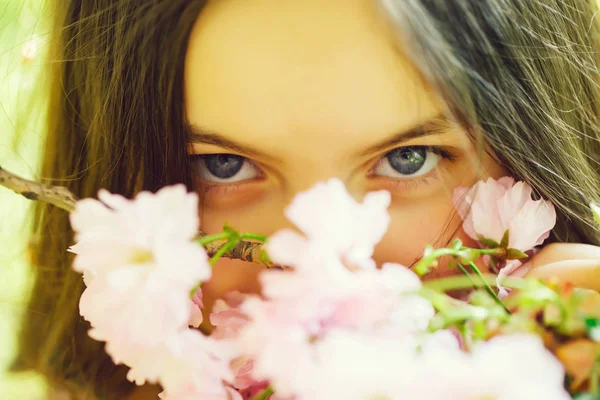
left=198, top=189, right=290, bottom=236
left=197, top=193, right=290, bottom=326
left=374, top=196, right=458, bottom=266
left=373, top=192, right=490, bottom=280
left=373, top=187, right=473, bottom=269
left=200, top=258, right=264, bottom=333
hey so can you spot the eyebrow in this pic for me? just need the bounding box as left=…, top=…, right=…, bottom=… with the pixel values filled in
left=356, top=113, right=451, bottom=157
left=186, top=113, right=451, bottom=160
left=187, top=124, right=282, bottom=162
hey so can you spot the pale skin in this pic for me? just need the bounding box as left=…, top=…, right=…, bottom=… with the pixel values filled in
left=184, top=0, right=600, bottom=318
left=126, top=0, right=600, bottom=397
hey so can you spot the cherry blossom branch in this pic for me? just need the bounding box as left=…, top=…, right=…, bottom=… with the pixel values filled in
left=0, top=165, right=78, bottom=211
left=422, top=274, right=538, bottom=293
left=0, top=165, right=277, bottom=268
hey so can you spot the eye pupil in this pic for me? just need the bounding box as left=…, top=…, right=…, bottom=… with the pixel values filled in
left=205, top=154, right=244, bottom=179
left=388, top=147, right=427, bottom=175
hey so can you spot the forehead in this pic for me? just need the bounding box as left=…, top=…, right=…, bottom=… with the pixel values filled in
left=184, top=0, right=443, bottom=157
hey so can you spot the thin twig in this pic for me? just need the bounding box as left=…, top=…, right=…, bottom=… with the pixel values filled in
left=0, top=165, right=278, bottom=268
left=201, top=236, right=276, bottom=269
left=0, top=165, right=78, bottom=212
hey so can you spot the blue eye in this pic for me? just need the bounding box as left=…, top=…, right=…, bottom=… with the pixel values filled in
left=191, top=154, right=260, bottom=183
left=205, top=154, right=243, bottom=178
left=374, top=146, right=442, bottom=178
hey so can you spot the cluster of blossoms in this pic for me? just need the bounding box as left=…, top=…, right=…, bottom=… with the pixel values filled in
left=454, top=177, right=556, bottom=296
left=69, top=187, right=238, bottom=399
left=68, top=177, right=576, bottom=400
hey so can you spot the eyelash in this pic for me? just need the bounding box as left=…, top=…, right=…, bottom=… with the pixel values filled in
left=189, top=145, right=457, bottom=195
left=368, top=145, right=455, bottom=188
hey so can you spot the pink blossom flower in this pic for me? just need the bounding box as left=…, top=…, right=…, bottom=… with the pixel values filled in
left=79, top=274, right=199, bottom=355
left=454, top=178, right=556, bottom=297
left=69, top=185, right=212, bottom=379
left=120, top=329, right=234, bottom=398
left=189, top=286, right=204, bottom=328
left=267, top=330, right=458, bottom=400
left=453, top=177, right=556, bottom=252
left=496, top=259, right=531, bottom=298
left=296, top=330, right=420, bottom=400
left=229, top=357, right=271, bottom=399
left=160, top=386, right=243, bottom=400
left=232, top=180, right=434, bottom=397
left=266, top=178, right=391, bottom=271
left=259, top=180, right=421, bottom=339
left=240, top=261, right=431, bottom=395
left=69, top=185, right=210, bottom=287
left=466, top=334, right=570, bottom=400
left=210, top=291, right=250, bottom=340
left=406, top=334, right=570, bottom=400
left=210, top=292, right=271, bottom=397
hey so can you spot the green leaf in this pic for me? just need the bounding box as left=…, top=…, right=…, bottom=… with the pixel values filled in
left=500, top=230, right=510, bottom=248
left=591, top=201, right=600, bottom=227
left=506, top=248, right=528, bottom=260
left=587, top=318, right=600, bottom=329
left=479, top=237, right=499, bottom=248
left=587, top=318, right=600, bottom=342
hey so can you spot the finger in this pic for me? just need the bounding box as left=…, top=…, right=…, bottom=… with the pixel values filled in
left=530, top=243, right=600, bottom=270
left=525, top=259, right=600, bottom=292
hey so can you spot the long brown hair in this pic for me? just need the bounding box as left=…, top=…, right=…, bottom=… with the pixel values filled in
left=11, top=1, right=205, bottom=398
left=11, top=0, right=600, bottom=398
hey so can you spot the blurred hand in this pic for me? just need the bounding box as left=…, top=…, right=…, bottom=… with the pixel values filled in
left=526, top=243, right=600, bottom=292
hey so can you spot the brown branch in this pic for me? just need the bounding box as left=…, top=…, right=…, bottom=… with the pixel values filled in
left=0, top=165, right=277, bottom=268
left=0, top=165, right=78, bottom=212
left=201, top=236, right=276, bottom=269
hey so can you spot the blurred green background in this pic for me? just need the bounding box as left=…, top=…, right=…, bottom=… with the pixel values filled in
left=1, top=0, right=49, bottom=398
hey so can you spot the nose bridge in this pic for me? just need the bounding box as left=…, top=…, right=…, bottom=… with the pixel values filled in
left=282, top=163, right=363, bottom=206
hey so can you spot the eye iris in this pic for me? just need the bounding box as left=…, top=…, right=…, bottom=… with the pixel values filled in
left=205, top=154, right=244, bottom=179
left=388, top=147, right=427, bottom=175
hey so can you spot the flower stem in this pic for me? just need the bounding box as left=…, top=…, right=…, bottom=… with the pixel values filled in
left=198, top=232, right=233, bottom=246
left=240, top=232, right=268, bottom=242
left=476, top=248, right=506, bottom=257
left=414, top=246, right=507, bottom=277
left=209, top=239, right=240, bottom=266
left=190, top=232, right=264, bottom=297
left=458, top=323, right=472, bottom=351
left=423, top=274, right=528, bottom=292
left=467, top=262, right=508, bottom=312
left=456, top=262, right=478, bottom=288
left=189, top=282, right=201, bottom=298
left=250, top=386, right=274, bottom=400
left=414, top=248, right=466, bottom=276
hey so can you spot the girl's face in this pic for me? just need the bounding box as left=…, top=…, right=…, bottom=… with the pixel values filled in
left=183, top=0, right=507, bottom=309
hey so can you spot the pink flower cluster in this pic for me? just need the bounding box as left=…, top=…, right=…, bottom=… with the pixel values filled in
left=234, top=180, right=435, bottom=398
left=69, top=186, right=236, bottom=399
left=68, top=178, right=568, bottom=400
left=206, top=179, right=568, bottom=400
left=454, top=177, right=556, bottom=296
